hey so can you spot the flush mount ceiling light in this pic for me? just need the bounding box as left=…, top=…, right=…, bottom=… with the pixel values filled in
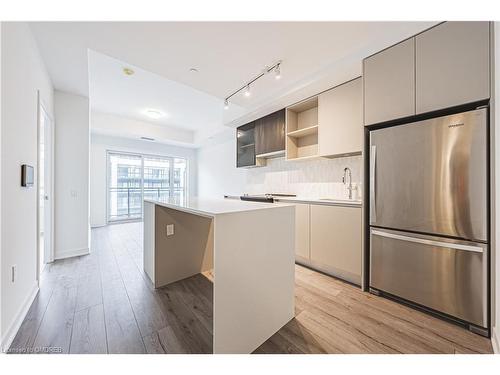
left=223, top=60, right=282, bottom=110
left=189, top=67, right=199, bottom=73
left=144, top=109, right=165, bottom=119
left=123, top=67, right=135, bottom=76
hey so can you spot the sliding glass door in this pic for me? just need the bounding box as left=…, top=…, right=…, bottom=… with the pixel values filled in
left=107, top=152, right=188, bottom=223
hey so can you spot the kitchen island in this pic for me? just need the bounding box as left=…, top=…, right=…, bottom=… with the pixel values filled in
left=143, top=198, right=295, bottom=354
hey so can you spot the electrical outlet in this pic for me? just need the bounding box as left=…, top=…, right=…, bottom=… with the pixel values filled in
left=166, top=224, right=174, bottom=236
left=11, top=265, right=17, bottom=283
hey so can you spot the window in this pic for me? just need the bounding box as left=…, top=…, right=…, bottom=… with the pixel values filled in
left=107, top=152, right=188, bottom=222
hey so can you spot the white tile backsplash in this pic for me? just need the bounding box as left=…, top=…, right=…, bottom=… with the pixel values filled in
left=244, top=155, right=363, bottom=200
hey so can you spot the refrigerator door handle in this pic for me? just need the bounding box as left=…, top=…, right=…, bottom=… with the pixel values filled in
left=371, top=229, right=484, bottom=253
left=370, top=145, right=377, bottom=223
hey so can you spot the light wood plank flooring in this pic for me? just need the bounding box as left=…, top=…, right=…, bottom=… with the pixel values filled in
left=9, top=222, right=493, bottom=354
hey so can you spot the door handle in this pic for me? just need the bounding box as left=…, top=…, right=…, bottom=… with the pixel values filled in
left=44, top=195, right=49, bottom=201
left=371, top=229, right=484, bottom=253
left=370, top=145, right=376, bottom=223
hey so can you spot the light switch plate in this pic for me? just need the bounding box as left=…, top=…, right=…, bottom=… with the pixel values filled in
left=166, top=224, right=174, bottom=236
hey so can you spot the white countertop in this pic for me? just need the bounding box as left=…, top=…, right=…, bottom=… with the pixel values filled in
left=145, top=197, right=294, bottom=217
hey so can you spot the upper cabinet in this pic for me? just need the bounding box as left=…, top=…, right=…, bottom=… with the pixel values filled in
left=415, top=22, right=490, bottom=114
left=255, top=109, right=286, bottom=157
left=318, top=77, right=363, bottom=157
left=236, top=122, right=265, bottom=168
left=363, top=38, right=416, bottom=126
left=364, top=22, right=491, bottom=126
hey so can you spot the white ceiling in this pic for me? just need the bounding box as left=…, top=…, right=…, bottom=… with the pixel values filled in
left=88, top=50, right=243, bottom=134
left=29, top=21, right=438, bottom=145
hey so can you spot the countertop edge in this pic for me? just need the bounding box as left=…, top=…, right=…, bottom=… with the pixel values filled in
left=275, top=198, right=362, bottom=207
left=144, top=199, right=295, bottom=217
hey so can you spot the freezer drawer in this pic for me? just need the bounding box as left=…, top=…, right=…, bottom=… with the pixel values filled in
left=369, top=108, right=488, bottom=242
left=370, top=228, right=488, bottom=328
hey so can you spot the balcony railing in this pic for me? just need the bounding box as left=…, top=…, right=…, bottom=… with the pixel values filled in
left=109, top=187, right=171, bottom=221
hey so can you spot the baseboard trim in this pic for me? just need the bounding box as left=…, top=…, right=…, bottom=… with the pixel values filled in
left=90, top=223, right=106, bottom=228
left=492, top=327, right=500, bottom=354
left=1, top=282, right=39, bottom=352
left=55, top=247, right=89, bottom=260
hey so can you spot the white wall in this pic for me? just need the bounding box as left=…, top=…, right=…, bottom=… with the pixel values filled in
left=54, top=90, right=90, bottom=259
left=92, top=111, right=194, bottom=146
left=90, top=133, right=198, bottom=227
left=197, top=130, right=362, bottom=200
left=1, top=22, right=54, bottom=349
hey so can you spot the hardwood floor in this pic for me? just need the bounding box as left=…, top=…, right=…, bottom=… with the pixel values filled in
left=8, top=222, right=493, bottom=354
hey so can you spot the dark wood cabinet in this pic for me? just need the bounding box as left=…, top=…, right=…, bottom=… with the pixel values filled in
left=236, top=109, right=285, bottom=168
left=254, top=109, right=285, bottom=157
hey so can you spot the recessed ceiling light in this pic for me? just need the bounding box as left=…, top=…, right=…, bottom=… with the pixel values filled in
left=144, top=109, right=165, bottom=119
left=123, top=67, right=135, bottom=76
left=189, top=68, right=199, bottom=73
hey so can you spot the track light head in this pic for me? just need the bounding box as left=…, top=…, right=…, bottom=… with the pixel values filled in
left=274, top=64, right=281, bottom=80
left=224, top=99, right=229, bottom=109
left=244, top=84, right=251, bottom=97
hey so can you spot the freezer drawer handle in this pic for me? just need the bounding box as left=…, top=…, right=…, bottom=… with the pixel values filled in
left=371, top=230, right=484, bottom=253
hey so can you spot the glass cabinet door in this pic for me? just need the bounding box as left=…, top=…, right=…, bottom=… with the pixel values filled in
left=236, top=122, right=256, bottom=168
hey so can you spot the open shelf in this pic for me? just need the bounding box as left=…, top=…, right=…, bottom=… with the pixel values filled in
left=287, top=125, right=318, bottom=138
left=286, top=96, right=319, bottom=160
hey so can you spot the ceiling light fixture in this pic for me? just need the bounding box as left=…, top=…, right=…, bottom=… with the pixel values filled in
left=189, top=68, right=199, bottom=73
left=123, top=67, right=135, bottom=76
left=222, top=60, right=282, bottom=109
left=144, top=109, right=165, bottom=119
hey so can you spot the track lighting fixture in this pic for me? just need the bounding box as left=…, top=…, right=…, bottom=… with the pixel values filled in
left=223, top=60, right=282, bottom=110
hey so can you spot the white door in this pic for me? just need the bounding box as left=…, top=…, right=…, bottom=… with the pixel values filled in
left=38, top=97, right=54, bottom=278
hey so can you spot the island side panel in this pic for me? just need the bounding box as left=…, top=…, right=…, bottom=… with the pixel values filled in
left=154, top=205, right=214, bottom=288
left=143, top=201, right=156, bottom=284
left=213, top=205, right=295, bottom=354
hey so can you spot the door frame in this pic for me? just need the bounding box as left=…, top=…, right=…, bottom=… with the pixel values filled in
left=36, top=91, right=55, bottom=282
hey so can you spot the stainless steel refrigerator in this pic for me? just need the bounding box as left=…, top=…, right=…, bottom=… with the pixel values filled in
left=369, top=108, right=489, bottom=335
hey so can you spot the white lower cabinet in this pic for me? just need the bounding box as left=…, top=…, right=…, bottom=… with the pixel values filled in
left=299, top=204, right=362, bottom=285
left=294, top=203, right=310, bottom=261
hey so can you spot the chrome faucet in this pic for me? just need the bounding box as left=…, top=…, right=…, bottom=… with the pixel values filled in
left=342, top=167, right=356, bottom=200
